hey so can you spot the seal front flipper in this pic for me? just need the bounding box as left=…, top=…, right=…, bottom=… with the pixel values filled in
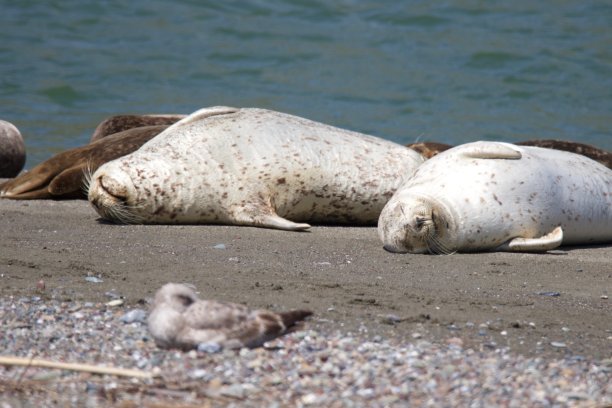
left=231, top=205, right=311, bottom=231
left=256, top=214, right=311, bottom=231
left=458, top=142, right=522, bottom=160
left=168, top=106, right=239, bottom=129
left=495, top=226, right=563, bottom=252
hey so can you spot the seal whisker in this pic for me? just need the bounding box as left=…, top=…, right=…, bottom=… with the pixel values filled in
left=425, top=231, right=455, bottom=255
left=82, top=161, right=95, bottom=197
left=104, top=202, right=144, bottom=225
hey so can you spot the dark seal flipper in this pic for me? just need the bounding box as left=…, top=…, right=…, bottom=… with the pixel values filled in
left=1, top=125, right=169, bottom=200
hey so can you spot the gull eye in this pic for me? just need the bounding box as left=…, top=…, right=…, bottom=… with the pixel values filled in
left=176, top=294, right=194, bottom=306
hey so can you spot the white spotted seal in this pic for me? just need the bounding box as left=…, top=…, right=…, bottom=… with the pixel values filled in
left=148, top=283, right=312, bottom=350
left=87, top=107, right=425, bottom=229
left=379, top=141, right=612, bottom=253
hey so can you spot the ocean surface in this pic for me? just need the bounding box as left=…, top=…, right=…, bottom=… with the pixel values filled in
left=1, top=0, right=611, bottom=169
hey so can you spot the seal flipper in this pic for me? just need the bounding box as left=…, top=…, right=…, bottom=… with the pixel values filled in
left=167, top=106, right=239, bottom=130
left=0, top=165, right=57, bottom=197
left=256, top=214, right=311, bottom=231
left=1, top=186, right=53, bottom=199
left=459, top=142, right=522, bottom=160
left=495, top=226, right=563, bottom=252
left=231, top=205, right=311, bottom=231
left=48, top=165, right=86, bottom=198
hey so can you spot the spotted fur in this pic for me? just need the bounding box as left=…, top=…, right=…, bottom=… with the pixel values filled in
left=379, top=141, right=612, bottom=253
left=88, top=107, right=425, bottom=229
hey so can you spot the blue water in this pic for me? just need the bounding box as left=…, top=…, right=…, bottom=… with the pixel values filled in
left=1, top=1, right=611, bottom=168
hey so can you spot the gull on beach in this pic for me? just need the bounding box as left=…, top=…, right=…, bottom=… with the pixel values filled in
left=148, top=283, right=313, bottom=350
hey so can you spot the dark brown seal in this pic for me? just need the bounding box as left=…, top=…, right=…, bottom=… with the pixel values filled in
left=0, top=120, right=26, bottom=178
left=406, top=142, right=453, bottom=159
left=406, top=139, right=610, bottom=168
left=0, top=125, right=169, bottom=200
left=516, top=139, right=611, bottom=169
left=90, top=114, right=185, bottom=142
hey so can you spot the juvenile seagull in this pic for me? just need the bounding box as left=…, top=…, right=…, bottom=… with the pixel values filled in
left=148, top=283, right=313, bottom=350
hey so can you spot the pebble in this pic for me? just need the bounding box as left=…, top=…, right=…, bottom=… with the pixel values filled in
left=104, top=290, right=122, bottom=299
left=537, top=291, right=560, bottom=297
left=36, top=280, right=45, bottom=292
left=0, top=297, right=610, bottom=407
left=551, top=341, right=567, bottom=348
left=85, top=276, right=104, bottom=283
left=381, top=314, right=402, bottom=325
left=120, top=309, right=147, bottom=324
left=197, top=342, right=222, bottom=354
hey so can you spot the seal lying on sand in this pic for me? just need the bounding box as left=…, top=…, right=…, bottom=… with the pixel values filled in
left=88, top=107, right=425, bottom=229
left=406, top=140, right=611, bottom=169
left=0, top=120, right=26, bottom=178
left=379, top=141, right=612, bottom=254
left=90, top=114, right=185, bottom=142
left=1, top=125, right=169, bottom=199
left=148, top=283, right=312, bottom=350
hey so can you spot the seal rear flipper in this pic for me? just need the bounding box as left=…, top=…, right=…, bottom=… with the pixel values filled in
left=48, top=166, right=86, bottom=198
left=0, top=165, right=57, bottom=197
left=495, top=226, right=563, bottom=252
left=458, top=142, right=522, bottom=160
left=1, top=186, right=53, bottom=199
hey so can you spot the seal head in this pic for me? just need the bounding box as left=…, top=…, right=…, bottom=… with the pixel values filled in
left=379, top=194, right=456, bottom=254
left=88, top=161, right=142, bottom=223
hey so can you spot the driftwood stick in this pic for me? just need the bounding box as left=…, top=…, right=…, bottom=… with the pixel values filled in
left=0, top=356, right=155, bottom=379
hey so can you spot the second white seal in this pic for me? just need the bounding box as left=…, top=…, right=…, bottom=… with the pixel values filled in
left=379, top=141, right=612, bottom=253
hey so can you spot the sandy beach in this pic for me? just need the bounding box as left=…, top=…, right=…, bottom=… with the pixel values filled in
left=1, top=195, right=611, bottom=405
left=2, top=195, right=611, bottom=358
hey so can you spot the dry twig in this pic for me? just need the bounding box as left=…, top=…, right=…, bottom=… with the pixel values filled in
left=0, top=356, right=155, bottom=379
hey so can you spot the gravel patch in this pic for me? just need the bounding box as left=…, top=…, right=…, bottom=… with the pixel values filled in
left=1, top=296, right=610, bottom=407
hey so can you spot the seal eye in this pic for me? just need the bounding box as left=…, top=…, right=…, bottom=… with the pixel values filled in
left=415, top=216, right=426, bottom=230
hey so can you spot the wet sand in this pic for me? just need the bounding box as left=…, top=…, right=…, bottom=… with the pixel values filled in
left=0, top=195, right=610, bottom=361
